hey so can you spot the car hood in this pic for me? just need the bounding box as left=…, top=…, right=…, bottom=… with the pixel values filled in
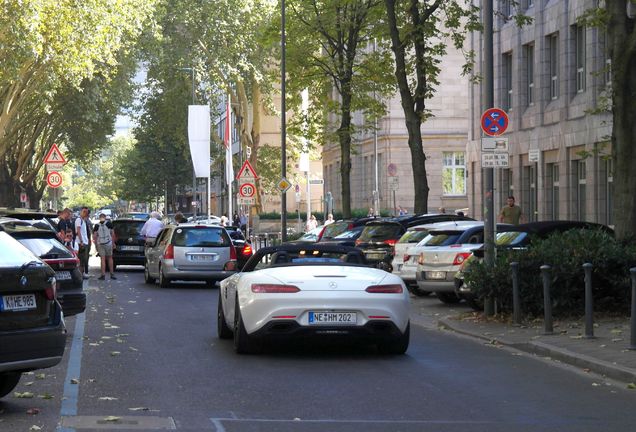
left=249, top=265, right=390, bottom=291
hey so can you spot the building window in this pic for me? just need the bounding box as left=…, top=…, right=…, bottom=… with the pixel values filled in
left=501, top=0, right=512, bottom=19
left=604, top=158, right=614, bottom=225
left=574, top=25, right=586, bottom=93
left=546, top=163, right=560, bottom=220
left=442, top=152, right=466, bottom=195
left=573, top=160, right=586, bottom=220
left=549, top=33, right=559, bottom=100
left=498, top=168, right=513, bottom=211
left=525, top=44, right=534, bottom=106
left=522, top=165, right=537, bottom=222
left=503, top=52, right=513, bottom=111
left=602, top=30, right=611, bottom=86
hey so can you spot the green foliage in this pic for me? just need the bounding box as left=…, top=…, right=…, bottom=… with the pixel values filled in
left=258, top=208, right=388, bottom=220
left=463, top=229, right=636, bottom=316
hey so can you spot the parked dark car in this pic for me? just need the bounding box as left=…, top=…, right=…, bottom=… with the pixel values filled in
left=0, top=231, right=67, bottom=398
left=317, top=217, right=378, bottom=242
left=0, top=219, right=85, bottom=316
left=455, top=221, right=613, bottom=310
left=124, top=212, right=150, bottom=220
left=0, top=208, right=57, bottom=232
left=355, top=213, right=475, bottom=267
left=112, top=218, right=146, bottom=269
left=224, top=226, right=253, bottom=269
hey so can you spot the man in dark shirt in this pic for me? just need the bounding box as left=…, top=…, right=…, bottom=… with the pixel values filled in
left=56, top=208, right=74, bottom=242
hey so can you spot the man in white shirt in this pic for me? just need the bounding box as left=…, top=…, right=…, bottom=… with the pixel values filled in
left=75, top=207, right=92, bottom=278
left=141, top=211, right=165, bottom=246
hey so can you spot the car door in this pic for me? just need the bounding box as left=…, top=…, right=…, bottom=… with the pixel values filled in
left=147, top=228, right=170, bottom=275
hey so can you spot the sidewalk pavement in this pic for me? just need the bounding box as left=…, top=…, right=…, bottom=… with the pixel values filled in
left=409, top=297, right=636, bottom=385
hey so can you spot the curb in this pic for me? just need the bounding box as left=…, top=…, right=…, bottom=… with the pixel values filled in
left=437, top=318, right=636, bottom=384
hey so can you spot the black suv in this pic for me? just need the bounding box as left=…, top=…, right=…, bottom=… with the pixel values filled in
left=317, top=217, right=379, bottom=242
left=0, top=232, right=67, bottom=398
left=112, top=218, right=147, bottom=269
left=355, top=213, right=475, bottom=268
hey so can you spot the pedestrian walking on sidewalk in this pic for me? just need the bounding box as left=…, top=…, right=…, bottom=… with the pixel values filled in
left=499, top=196, right=524, bottom=225
left=75, top=207, right=92, bottom=278
left=93, top=213, right=117, bottom=280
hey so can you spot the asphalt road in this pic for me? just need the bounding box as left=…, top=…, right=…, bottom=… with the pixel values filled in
left=1, top=262, right=635, bottom=432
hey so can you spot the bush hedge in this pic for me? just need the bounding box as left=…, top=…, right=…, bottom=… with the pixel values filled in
left=463, top=229, right=636, bottom=316
left=258, top=209, right=390, bottom=220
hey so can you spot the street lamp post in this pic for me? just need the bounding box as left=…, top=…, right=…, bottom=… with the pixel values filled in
left=281, top=0, right=287, bottom=241
left=180, top=67, right=197, bottom=218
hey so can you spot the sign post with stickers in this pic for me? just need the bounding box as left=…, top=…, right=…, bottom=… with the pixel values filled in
left=236, top=160, right=258, bottom=207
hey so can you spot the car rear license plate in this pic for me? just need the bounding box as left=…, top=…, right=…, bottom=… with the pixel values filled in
left=55, top=271, right=72, bottom=280
left=120, top=245, right=143, bottom=251
left=190, top=254, right=213, bottom=262
left=426, top=271, right=446, bottom=280
left=1, top=294, right=37, bottom=312
left=308, top=311, right=357, bottom=325
left=366, top=252, right=385, bottom=260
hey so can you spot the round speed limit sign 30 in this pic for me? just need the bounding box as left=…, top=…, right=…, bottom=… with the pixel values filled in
left=47, top=171, right=63, bottom=188
left=239, top=182, right=256, bottom=198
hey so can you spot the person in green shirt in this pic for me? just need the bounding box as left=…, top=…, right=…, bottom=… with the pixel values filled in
left=499, top=196, right=524, bottom=225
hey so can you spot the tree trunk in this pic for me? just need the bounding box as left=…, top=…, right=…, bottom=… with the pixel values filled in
left=608, top=1, right=636, bottom=240
left=339, top=83, right=353, bottom=218
left=0, top=163, right=20, bottom=208
left=405, top=111, right=429, bottom=214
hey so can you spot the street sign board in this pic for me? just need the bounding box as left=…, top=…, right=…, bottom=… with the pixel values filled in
left=236, top=160, right=258, bottom=180
left=481, top=108, right=509, bottom=136
left=481, top=137, right=509, bottom=152
left=481, top=152, right=509, bottom=168
left=295, top=192, right=301, bottom=203
left=238, top=197, right=256, bottom=205
left=277, top=178, right=291, bottom=192
left=308, top=179, right=324, bottom=185
left=388, top=176, right=399, bottom=191
left=44, top=143, right=67, bottom=164
left=239, top=182, right=256, bottom=198
left=46, top=163, right=64, bottom=171
left=529, top=149, right=540, bottom=162
left=46, top=171, right=63, bottom=188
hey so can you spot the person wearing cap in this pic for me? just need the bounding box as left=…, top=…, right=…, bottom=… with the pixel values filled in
left=92, top=213, right=116, bottom=280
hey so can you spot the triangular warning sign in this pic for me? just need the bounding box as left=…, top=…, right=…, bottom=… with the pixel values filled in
left=44, top=143, right=67, bottom=164
left=236, top=160, right=258, bottom=180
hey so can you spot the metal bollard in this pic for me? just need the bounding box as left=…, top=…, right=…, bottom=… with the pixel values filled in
left=541, top=265, right=553, bottom=335
left=511, top=262, right=521, bottom=325
left=630, top=268, right=636, bottom=350
left=583, top=263, right=594, bottom=339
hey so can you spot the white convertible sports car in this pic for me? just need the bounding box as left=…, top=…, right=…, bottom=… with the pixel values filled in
left=218, top=244, right=410, bottom=354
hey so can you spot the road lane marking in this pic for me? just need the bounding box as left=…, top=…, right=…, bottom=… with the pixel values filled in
left=61, top=415, right=176, bottom=430
left=210, top=417, right=497, bottom=429
left=56, top=312, right=86, bottom=432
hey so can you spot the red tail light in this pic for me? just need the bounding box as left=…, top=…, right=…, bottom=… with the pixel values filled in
left=251, top=284, right=300, bottom=293
left=403, top=254, right=410, bottom=263
left=366, top=284, right=403, bottom=294
left=384, top=239, right=398, bottom=247
left=452, top=252, right=472, bottom=266
left=242, top=244, right=252, bottom=256
left=44, top=258, right=80, bottom=268
left=45, top=277, right=57, bottom=300
left=164, top=244, right=174, bottom=259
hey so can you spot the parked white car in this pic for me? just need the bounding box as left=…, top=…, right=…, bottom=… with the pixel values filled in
left=392, top=221, right=482, bottom=295
left=218, top=244, right=410, bottom=354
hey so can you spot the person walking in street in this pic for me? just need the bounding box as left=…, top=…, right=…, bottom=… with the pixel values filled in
left=324, top=214, right=335, bottom=225
left=233, top=213, right=240, bottom=227
left=75, top=207, right=92, bottom=278
left=174, top=212, right=186, bottom=224
left=93, top=213, right=117, bottom=280
left=305, top=214, right=318, bottom=232
left=239, top=211, right=247, bottom=232
left=56, top=208, right=74, bottom=242
left=140, top=211, right=164, bottom=246
left=499, top=196, right=524, bottom=225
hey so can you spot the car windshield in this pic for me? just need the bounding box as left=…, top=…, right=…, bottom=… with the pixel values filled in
left=358, top=224, right=402, bottom=242
left=18, top=238, right=74, bottom=259
left=321, top=222, right=349, bottom=239
left=496, top=231, right=528, bottom=246
left=398, top=229, right=429, bottom=244
left=420, top=231, right=463, bottom=246
left=250, top=249, right=365, bottom=270
left=172, top=227, right=230, bottom=247
left=114, top=221, right=145, bottom=237
left=0, top=232, right=40, bottom=267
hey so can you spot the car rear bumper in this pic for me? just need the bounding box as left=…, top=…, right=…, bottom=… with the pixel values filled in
left=113, top=252, right=145, bottom=265
left=163, top=266, right=236, bottom=282
left=58, top=292, right=86, bottom=316
left=0, top=320, right=66, bottom=373
left=415, top=270, right=457, bottom=292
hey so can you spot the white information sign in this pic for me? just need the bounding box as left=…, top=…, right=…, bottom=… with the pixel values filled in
left=481, top=137, right=509, bottom=152
left=481, top=152, right=510, bottom=168
left=238, top=197, right=256, bottom=205
left=529, top=149, right=540, bottom=163
left=388, top=176, right=399, bottom=191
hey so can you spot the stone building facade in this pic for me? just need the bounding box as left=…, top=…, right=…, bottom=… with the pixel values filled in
left=467, top=0, right=613, bottom=224
left=322, top=44, right=471, bottom=216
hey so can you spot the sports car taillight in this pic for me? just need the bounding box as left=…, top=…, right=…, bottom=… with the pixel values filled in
left=452, top=252, right=472, bottom=266
left=45, top=277, right=57, bottom=300
left=365, top=284, right=403, bottom=294
left=164, top=244, right=174, bottom=259
left=251, top=284, right=300, bottom=293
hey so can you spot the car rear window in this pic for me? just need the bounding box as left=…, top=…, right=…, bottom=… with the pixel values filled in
left=398, top=229, right=429, bottom=244
left=172, top=227, right=230, bottom=247
left=358, top=224, right=403, bottom=242
left=0, top=232, right=40, bottom=267
left=334, top=227, right=363, bottom=239
left=421, top=231, right=463, bottom=246
left=18, top=238, right=74, bottom=259
left=321, top=222, right=349, bottom=239
left=113, top=221, right=145, bottom=238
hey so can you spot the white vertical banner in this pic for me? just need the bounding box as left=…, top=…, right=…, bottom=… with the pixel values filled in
left=188, top=105, right=211, bottom=178
left=224, top=95, right=233, bottom=219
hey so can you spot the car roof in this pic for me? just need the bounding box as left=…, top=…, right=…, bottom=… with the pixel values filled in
left=113, top=218, right=145, bottom=223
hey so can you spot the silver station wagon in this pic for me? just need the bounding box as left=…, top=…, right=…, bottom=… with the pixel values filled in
left=144, top=224, right=237, bottom=287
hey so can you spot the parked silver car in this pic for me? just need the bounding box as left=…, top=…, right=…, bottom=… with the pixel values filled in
left=144, top=224, right=237, bottom=287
